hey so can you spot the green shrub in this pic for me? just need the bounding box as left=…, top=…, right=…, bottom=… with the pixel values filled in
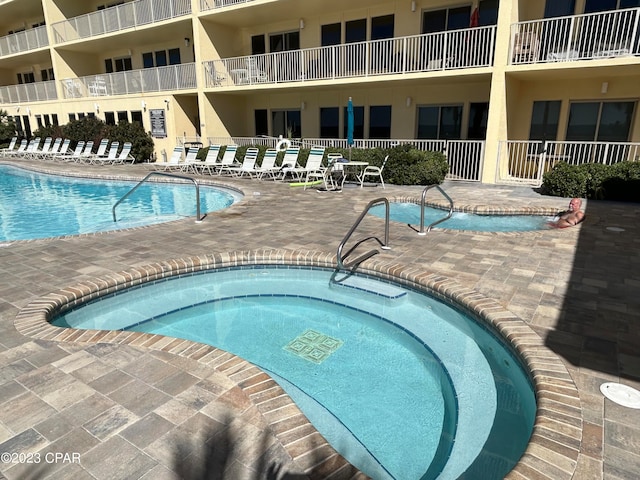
left=541, top=162, right=589, bottom=198
left=0, top=109, right=17, bottom=146
left=383, top=144, right=448, bottom=185
left=107, top=121, right=154, bottom=163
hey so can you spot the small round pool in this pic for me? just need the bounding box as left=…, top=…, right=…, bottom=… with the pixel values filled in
left=0, top=165, right=241, bottom=241
left=369, top=202, right=552, bottom=232
left=52, top=265, right=536, bottom=480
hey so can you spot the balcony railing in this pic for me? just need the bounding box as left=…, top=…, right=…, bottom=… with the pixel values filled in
left=511, top=8, right=640, bottom=64
left=200, top=0, right=255, bottom=11
left=496, top=140, right=640, bottom=186
left=203, top=136, right=485, bottom=182
left=51, top=0, right=192, bottom=44
left=60, top=63, right=196, bottom=99
left=0, top=25, right=49, bottom=58
left=204, top=26, right=496, bottom=87
left=0, top=80, right=57, bottom=104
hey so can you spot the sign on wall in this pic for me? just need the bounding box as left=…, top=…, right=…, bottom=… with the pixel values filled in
left=150, top=109, right=167, bottom=138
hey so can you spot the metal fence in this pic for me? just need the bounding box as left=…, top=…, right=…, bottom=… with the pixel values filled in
left=60, top=63, right=196, bottom=99
left=0, top=25, right=49, bottom=57
left=0, top=81, right=57, bottom=104
left=51, top=0, right=192, bottom=43
left=196, top=136, right=484, bottom=182
left=200, top=0, right=255, bottom=11
left=204, top=26, right=496, bottom=87
left=496, top=140, right=640, bottom=186
left=511, top=8, right=640, bottom=64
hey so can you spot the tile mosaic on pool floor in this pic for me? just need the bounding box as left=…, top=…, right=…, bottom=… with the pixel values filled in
left=284, top=329, right=344, bottom=364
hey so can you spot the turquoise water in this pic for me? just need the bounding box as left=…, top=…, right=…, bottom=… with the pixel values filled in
left=54, top=266, right=536, bottom=480
left=0, top=165, right=241, bottom=241
left=369, top=202, right=551, bottom=231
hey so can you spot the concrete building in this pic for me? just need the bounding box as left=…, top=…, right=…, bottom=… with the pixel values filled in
left=0, top=0, right=638, bottom=184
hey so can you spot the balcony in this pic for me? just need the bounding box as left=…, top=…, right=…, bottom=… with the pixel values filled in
left=0, top=25, right=48, bottom=58
left=60, top=63, right=196, bottom=99
left=204, top=26, right=496, bottom=88
left=51, top=0, right=192, bottom=44
left=199, top=0, right=255, bottom=11
left=511, top=8, right=640, bottom=65
left=0, top=80, right=57, bottom=104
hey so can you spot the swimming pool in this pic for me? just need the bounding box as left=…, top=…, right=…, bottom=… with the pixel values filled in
left=53, top=265, right=536, bottom=480
left=0, top=165, right=241, bottom=241
left=369, top=202, right=551, bottom=232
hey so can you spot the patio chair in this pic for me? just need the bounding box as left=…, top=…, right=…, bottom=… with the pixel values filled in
left=307, top=153, right=342, bottom=191
left=279, top=146, right=302, bottom=180
left=94, top=139, right=110, bottom=158
left=245, top=56, right=268, bottom=83
left=153, top=146, right=184, bottom=171
left=55, top=141, right=85, bottom=162
left=92, top=141, right=120, bottom=165
left=220, top=147, right=260, bottom=177
left=78, top=141, right=95, bottom=163
left=255, top=148, right=280, bottom=180
left=0, top=136, right=17, bottom=156
left=34, top=137, right=62, bottom=160
left=211, top=145, right=239, bottom=175
left=179, top=147, right=200, bottom=172
left=8, top=139, right=27, bottom=157
left=45, top=139, right=70, bottom=161
left=21, top=137, right=42, bottom=158
left=114, top=142, right=134, bottom=164
left=361, top=155, right=389, bottom=189
left=282, top=146, right=326, bottom=187
left=193, top=145, right=222, bottom=175
left=512, top=32, right=540, bottom=63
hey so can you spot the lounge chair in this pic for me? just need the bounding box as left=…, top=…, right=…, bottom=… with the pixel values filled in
left=28, top=137, right=53, bottom=159
left=7, top=139, right=27, bottom=157
left=193, top=145, right=222, bottom=175
left=92, top=141, right=120, bottom=165
left=210, top=145, right=238, bottom=175
left=94, top=139, right=110, bottom=158
left=361, top=155, right=389, bottom=189
left=43, top=138, right=71, bottom=161
left=179, top=147, right=200, bottom=173
left=78, top=140, right=95, bottom=163
left=280, top=146, right=302, bottom=180
left=55, top=141, right=85, bottom=162
left=255, top=148, right=280, bottom=180
left=0, top=137, right=18, bottom=156
left=153, top=146, right=183, bottom=171
left=114, top=142, right=134, bottom=164
left=307, top=153, right=342, bottom=191
left=219, top=147, right=259, bottom=177
left=20, top=137, right=42, bottom=159
left=285, top=146, right=326, bottom=187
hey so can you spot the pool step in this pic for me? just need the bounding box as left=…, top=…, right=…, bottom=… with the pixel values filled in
left=333, top=276, right=407, bottom=299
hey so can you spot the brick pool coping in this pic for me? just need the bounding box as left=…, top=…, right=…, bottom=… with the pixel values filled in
left=14, top=249, right=582, bottom=480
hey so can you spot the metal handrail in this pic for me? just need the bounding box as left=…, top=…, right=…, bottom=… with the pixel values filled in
left=112, top=172, right=204, bottom=223
left=408, top=184, right=454, bottom=235
left=336, top=197, right=391, bottom=272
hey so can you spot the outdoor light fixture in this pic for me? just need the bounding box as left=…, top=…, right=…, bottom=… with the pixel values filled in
left=26, top=107, right=31, bottom=115
left=94, top=103, right=99, bottom=113
left=299, top=18, right=305, bottom=29
left=406, top=96, right=412, bottom=107
left=411, top=1, right=416, bottom=12
left=301, top=101, right=306, bottom=110
left=164, top=98, right=170, bottom=110
left=16, top=106, right=20, bottom=112
left=184, top=37, right=190, bottom=47
left=601, top=82, right=609, bottom=94
left=141, top=100, right=147, bottom=111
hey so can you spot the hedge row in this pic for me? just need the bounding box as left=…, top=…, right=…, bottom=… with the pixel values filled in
left=542, top=161, right=640, bottom=201
left=197, top=143, right=449, bottom=186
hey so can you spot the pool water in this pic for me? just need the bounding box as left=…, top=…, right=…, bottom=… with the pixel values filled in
left=369, top=202, right=551, bottom=232
left=53, top=266, right=536, bottom=480
left=0, top=165, right=240, bottom=241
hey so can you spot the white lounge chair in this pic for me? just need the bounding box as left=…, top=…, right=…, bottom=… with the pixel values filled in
left=193, top=145, right=222, bottom=175
left=115, top=142, right=134, bottom=164
left=219, top=147, right=259, bottom=177
left=92, top=141, right=120, bottom=165
left=0, top=136, right=17, bottom=156
left=153, top=146, right=183, bottom=171
left=180, top=147, right=200, bottom=173
left=78, top=140, right=95, bottom=163
left=211, top=145, right=238, bottom=175
left=361, top=154, right=389, bottom=188
left=43, top=138, right=70, bottom=161
left=255, top=148, right=280, bottom=180
left=280, top=146, right=302, bottom=180
left=56, top=141, right=85, bottom=162
left=93, top=139, right=110, bottom=158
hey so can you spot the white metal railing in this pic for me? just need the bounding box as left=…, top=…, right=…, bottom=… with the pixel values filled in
left=200, top=0, right=255, bottom=11
left=204, top=26, right=496, bottom=87
left=496, top=140, right=640, bottom=186
left=0, top=81, right=57, bottom=104
left=0, top=25, right=49, bottom=57
left=511, top=8, right=640, bottom=64
left=51, top=0, right=192, bottom=44
left=203, top=136, right=484, bottom=182
left=60, top=63, right=196, bottom=99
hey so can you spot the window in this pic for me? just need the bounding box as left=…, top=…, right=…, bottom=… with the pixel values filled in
left=422, top=6, right=471, bottom=33
left=371, top=15, right=394, bottom=40
left=255, top=110, right=268, bottom=136
left=105, top=112, right=116, bottom=125
left=321, top=23, right=341, bottom=46
left=87, top=112, right=96, bottom=119
left=142, top=49, right=181, bottom=68
left=272, top=110, right=301, bottom=138
left=52, top=114, right=58, bottom=126
left=251, top=35, right=266, bottom=55
left=369, top=105, right=392, bottom=139
left=468, top=102, right=489, bottom=140
left=478, top=0, right=499, bottom=26
left=35, top=115, right=43, bottom=129
left=78, top=113, right=86, bottom=119
left=168, top=48, right=181, bottom=65
left=105, top=57, right=132, bottom=73
left=17, top=72, right=35, bottom=84
left=584, top=0, right=639, bottom=13
left=566, top=101, right=635, bottom=142
left=343, top=105, right=364, bottom=139
left=269, top=31, right=299, bottom=52
left=346, top=19, right=367, bottom=43
left=544, top=0, right=575, bottom=18
left=68, top=113, right=76, bottom=122
left=417, top=105, right=463, bottom=139
left=320, top=107, right=339, bottom=138
left=131, top=111, right=143, bottom=125
left=44, top=115, right=51, bottom=127
left=117, top=111, right=129, bottom=123
left=529, top=101, right=561, bottom=141
left=40, top=68, right=55, bottom=81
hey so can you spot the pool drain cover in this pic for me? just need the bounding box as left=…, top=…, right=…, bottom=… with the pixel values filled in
left=600, top=382, right=640, bottom=409
left=284, top=329, right=343, bottom=364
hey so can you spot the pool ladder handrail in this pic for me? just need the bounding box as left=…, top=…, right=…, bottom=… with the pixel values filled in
left=112, top=171, right=204, bottom=223
left=408, top=184, right=454, bottom=235
left=336, top=197, right=391, bottom=272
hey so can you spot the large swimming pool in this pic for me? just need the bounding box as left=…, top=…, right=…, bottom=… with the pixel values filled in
left=53, top=265, right=536, bottom=480
left=0, top=165, right=241, bottom=241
